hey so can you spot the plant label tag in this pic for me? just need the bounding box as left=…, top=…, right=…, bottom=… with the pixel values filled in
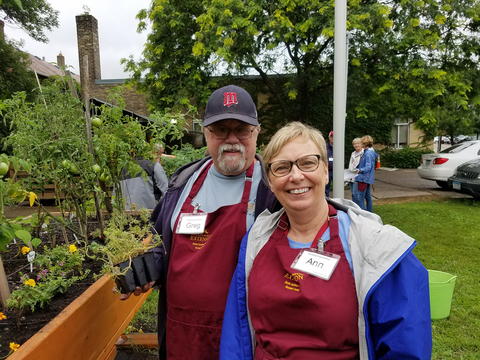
left=176, top=213, right=207, bottom=234
left=27, top=250, right=36, bottom=263
left=291, top=249, right=340, bottom=281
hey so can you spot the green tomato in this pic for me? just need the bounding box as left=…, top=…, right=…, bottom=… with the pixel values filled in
left=69, top=164, right=79, bottom=174
left=92, top=164, right=101, bottom=173
left=0, top=162, right=9, bottom=176
left=99, top=173, right=108, bottom=182
left=62, top=160, right=71, bottom=169
left=91, top=116, right=102, bottom=127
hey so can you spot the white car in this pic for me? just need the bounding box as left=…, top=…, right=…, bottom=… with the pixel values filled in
left=417, top=140, right=480, bottom=188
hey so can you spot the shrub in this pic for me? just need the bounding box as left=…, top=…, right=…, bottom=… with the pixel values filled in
left=377, top=146, right=433, bottom=169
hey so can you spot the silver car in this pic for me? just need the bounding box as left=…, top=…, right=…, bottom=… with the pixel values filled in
left=417, top=140, right=480, bottom=188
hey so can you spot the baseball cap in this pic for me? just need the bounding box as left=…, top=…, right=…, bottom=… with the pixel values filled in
left=329, top=131, right=333, bottom=137
left=203, top=85, right=258, bottom=127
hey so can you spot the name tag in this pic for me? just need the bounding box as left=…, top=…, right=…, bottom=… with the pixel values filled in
left=291, top=249, right=340, bottom=280
left=329, top=157, right=333, bottom=162
left=176, top=213, right=208, bottom=234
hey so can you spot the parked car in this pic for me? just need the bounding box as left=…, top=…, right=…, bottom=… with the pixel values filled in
left=453, top=135, right=468, bottom=144
left=441, top=137, right=451, bottom=144
left=417, top=140, right=480, bottom=188
left=448, top=158, right=480, bottom=199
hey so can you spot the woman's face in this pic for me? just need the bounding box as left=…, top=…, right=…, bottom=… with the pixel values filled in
left=267, top=138, right=328, bottom=215
left=353, top=141, right=362, bottom=152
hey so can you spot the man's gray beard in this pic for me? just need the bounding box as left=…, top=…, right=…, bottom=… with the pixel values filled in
left=217, top=144, right=246, bottom=174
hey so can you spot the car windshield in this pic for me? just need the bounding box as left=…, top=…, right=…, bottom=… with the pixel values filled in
left=440, top=142, right=477, bottom=154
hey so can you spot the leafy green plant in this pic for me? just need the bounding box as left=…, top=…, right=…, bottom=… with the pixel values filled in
left=87, top=86, right=193, bottom=214
left=377, top=146, right=434, bottom=169
left=90, top=209, right=161, bottom=279
left=7, top=243, right=90, bottom=328
left=160, top=144, right=207, bottom=178
left=2, top=79, right=99, bottom=239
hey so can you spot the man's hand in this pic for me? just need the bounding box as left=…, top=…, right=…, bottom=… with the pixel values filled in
left=115, top=281, right=156, bottom=300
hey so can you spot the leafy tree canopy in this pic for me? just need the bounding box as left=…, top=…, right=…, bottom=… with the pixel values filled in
left=124, top=0, right=480, bottom=144
left=1, top=0, right=59, bottom=43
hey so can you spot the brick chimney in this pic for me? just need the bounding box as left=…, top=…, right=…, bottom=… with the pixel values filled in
left=57, top=52, right=65, bottom=67
left=0, top=20, right=4, bottom=41
left=76, top=14, right=101, bottom=94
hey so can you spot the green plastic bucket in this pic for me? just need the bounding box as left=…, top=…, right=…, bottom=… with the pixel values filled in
left=428, top=270, right=457, bottom=320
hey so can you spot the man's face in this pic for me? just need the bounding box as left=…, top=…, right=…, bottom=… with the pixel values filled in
left=203, top=119, right=259, bottom=176
left=329, top=136, right=333, bottom=145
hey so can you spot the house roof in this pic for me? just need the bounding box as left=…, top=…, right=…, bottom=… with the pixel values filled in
left=28, top=53, right=81, bottom=83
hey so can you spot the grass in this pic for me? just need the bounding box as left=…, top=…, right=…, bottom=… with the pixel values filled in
left=124, top=288, right=159, bottom=334
left=124, top=199, right=480, bottom=359
left=374, top=198, right=480, bottom=359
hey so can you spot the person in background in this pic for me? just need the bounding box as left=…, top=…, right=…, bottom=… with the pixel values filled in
left=154, top=143, right=176, bottom=161
left=120, top=85, right=279, bottom=360
left=120, top=153, right=168, bottom=210
left=353, top=135, right=377, bottom=212
left=325, top=130, right=333, bottom=197
left=220, top=122, right=432, bottom=360
left=347, top=137, right=363, bottom=204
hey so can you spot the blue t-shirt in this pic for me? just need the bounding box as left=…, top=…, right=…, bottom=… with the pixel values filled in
left=288, top=210, right=353, bottom=271
left=170, top=160, right=261, bottom=231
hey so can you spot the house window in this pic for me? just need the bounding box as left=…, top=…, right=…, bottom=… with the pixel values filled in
left=391, top=118, right=409, bottom=148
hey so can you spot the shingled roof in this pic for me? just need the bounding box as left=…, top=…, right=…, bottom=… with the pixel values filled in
left=28, top=53, right=81, bottom=83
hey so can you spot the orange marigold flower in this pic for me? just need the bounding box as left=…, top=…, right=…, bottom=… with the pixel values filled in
left=69, top=244, right=77, bottom=253
left=22, top=246, right=30, bottom=255
left=0, top=312, right=7, bottom=320
left=10, top=342, right=20, bottom=352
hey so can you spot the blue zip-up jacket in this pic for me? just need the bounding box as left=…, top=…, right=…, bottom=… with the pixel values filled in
left=149, top=154, right=280, bottom=359
left=356, top=147, right=377, bottom=184
left=220, top=199, right=432, bottom=360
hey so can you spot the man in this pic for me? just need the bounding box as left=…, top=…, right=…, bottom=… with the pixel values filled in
left=120, top=155, right=168, bottom=210
left=326, top=130, right=333, bottom=197
left=154, top=143, right=176, bottom=160
left=122, top=85, right=279, bottom=360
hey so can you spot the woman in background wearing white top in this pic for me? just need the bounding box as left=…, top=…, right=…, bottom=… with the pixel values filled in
left=348, top=138, right=363, bottom=205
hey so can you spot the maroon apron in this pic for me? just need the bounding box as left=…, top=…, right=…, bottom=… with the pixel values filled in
left=166, top=161, right=254, bottom=360
left=248, top=205, right=359, bottom=360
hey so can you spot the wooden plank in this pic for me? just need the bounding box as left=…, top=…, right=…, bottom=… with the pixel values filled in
left=0, top=256, right=11, bottom=308
left=104, top=345, right=117, bottom=360
left=8, top=275, right=151, bottom=360
left=115, top=333, right=158, bottom=349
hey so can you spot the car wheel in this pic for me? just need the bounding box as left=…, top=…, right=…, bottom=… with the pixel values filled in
left=436, top=181, right=449, bottom=189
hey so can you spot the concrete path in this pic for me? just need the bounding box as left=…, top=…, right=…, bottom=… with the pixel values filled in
left=344, top=167, right=470, bottom=203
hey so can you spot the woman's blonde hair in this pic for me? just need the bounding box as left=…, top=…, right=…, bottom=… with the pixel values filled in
left=352, top=137, right=361, bottom=145
left=262, top=122, right=327, bottom=176
left=361, top=135, right=373, bottom=148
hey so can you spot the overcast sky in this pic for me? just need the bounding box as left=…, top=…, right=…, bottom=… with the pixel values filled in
left=3, top=0, right=151, bottom=79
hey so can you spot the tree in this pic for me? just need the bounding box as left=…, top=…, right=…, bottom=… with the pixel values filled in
left=1, top=0, right=59, bottom=43
left=124, top=0, right=480, bottom=144
left=0, top=38, right=36, bottom=100
left=0, top=37, right=37, bottom=154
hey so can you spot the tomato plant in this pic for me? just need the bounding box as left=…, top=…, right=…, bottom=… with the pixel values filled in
left=0, top=162, right=8, bottom=176
left=92, top=164, right=101, bottom=173
left=91, top=116, right=102, bottom=127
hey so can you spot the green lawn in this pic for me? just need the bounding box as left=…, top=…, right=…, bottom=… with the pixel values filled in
left=375, top=199, right=480, bottom=359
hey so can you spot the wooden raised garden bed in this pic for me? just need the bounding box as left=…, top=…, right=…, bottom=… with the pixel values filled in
left=7, top=274, right=151, bottom=360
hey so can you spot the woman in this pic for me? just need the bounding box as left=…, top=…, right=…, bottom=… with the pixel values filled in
left=348, top=138, right=363, bottom=204
left=353, top=135, right=377, bottom=212
left=220, top=122, right=431, bottom=360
